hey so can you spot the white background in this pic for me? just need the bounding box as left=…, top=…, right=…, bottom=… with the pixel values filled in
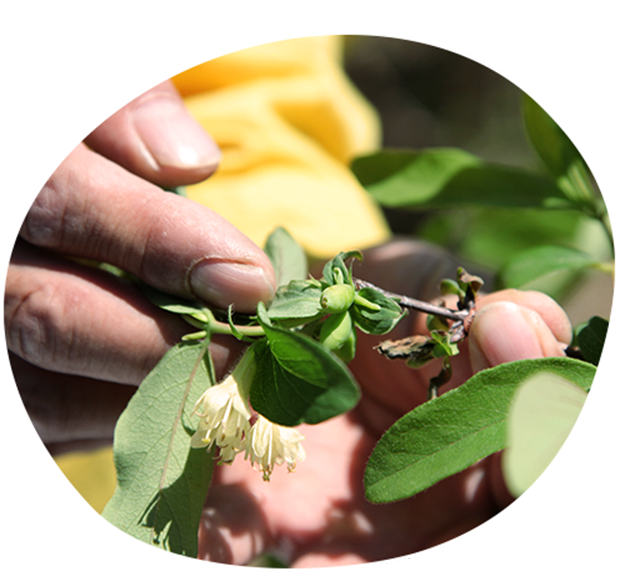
left=1, top=1, right=617, bottom=571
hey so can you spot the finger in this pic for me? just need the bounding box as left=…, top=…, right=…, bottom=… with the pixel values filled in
left=476, top=289, right=573, bottom=345
left=469, top=291, right=572, bottom=372
left=84, top=80, right=220, bottom=188
left=11, top=353, right=136, bottom=448
left=20, top=144, right=275, bottom=313
left=6, top=240, right=244, bottom=383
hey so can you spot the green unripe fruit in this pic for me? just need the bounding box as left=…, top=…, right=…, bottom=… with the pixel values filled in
left=320, top=284, right=356, bottom=313
left=333, top=326, right=356, bottom=363
left=319, top=310, right=354, bottom=352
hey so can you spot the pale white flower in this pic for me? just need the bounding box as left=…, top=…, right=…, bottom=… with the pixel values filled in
left=190, top=352, right=254, bottom=462
left=191, top=348, right=306, bottom=478
left=244, top=414, right=306, bottom=481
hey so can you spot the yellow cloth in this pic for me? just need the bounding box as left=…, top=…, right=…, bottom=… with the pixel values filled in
left=55, top=36, right=389, bottom=513
left=174, top=36, right=389, bottom=258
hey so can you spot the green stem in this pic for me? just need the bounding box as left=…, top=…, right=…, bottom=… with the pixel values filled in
left=183, top=315, right=265, bottom=337
left=183, top=315, right=265, bottom=338
left=210, top=321, right=265, bottom=337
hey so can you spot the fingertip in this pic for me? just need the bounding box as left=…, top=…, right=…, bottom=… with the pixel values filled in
left=189, top=259, right=275, bottom=314
left=131, top=92, right=221, bottom=180
left=469, top=301, right=564, bottom=371
left=478, top=289, right=573, bottom=345
left=85, top=81, right=221, bottom=188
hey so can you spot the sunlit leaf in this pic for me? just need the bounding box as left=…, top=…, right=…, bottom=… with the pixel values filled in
left=499, top=245, right=598, bottom=289
left=139, top=282, right=208, bottom=321
left=322, top=251, right=362, bottom=286
left=264, top=227, right=308, bottom=288
left=250, top=308, right=360, bottom=426
left=352, top=148, right=565, bottom=210
left=502, top=372, right=588, bottom=497
left=364, top=357, right=595, bottom=503
left=350, top=287, right=406, bottom=335
left=102, top=341, right=215, bottom=556
left=267, top=279, right=324, bottom=321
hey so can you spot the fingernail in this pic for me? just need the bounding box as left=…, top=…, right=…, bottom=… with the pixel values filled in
left=133, top=97, right=221, bottom=169
left=190, top=261, right=274, bottom=314
left=470, top=302, right=543, bottom=368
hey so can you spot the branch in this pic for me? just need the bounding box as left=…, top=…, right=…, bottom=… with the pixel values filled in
left=353, top=278, right=471, bottom=322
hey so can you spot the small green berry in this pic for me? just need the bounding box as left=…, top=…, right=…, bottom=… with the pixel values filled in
left=320, top=284, right=356, bottom=313
left=320, top=311, right=354, bottom=352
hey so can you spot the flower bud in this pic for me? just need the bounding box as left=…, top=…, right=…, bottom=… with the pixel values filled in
left=320, top=284, right=356, bottom=313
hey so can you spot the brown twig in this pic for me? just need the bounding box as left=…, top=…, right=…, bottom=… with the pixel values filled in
left=353, top=277, right=471, bottom=322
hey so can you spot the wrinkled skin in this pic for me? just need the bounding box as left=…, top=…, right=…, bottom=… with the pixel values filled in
left=5, top=81, right=572, bottom=566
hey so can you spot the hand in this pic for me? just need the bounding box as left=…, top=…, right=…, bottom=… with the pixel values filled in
left=5, top=81, right=276, bottom=455
left=198, top=239, right=572, bottom=567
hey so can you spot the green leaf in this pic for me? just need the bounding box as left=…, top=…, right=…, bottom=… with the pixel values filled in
left=350, top=287, right=405, bottom=335
left=364, top=357, right=595, bottom=503
left=267, top=279, right=324, bottom=321
left=576, top=316, right=609, bottom=366
left=352, top=148, right=565, bottom=210
left=322, top=251, right=362, bottom=286
left=523, top=94, right=583, bottom=180
left=139, top=282, right=208, bottom=321
left=499, top=245, right=598, bottom=289
left=102, top=341, right=215, bottom=556
left=264, top=227, right=308, bottom=288
left=430, top=330, right=459, bottom=358
left=420, top=208, right=594, bottom=273
left=250, top=319, right=360, bottom=426
left=502, top=372, right=588, bottom=497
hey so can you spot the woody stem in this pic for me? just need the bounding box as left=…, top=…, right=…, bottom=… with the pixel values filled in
left=352, top=278, right=470, bottom=322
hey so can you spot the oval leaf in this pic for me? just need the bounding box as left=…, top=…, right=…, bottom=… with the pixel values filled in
left=264, top=226, right=308, bottom=288
left=502, top=372, right=588, bottom=497
left=350, top=287, right=405, bottom=335
left=523, top=94, right=583, bottom=180
left=267, top=279, right=324, bottom=321
left=352, top=148, right=565, bottom=209
left=102, top=341, right=215, bottom=556
left=500, top=245, right=597, bottom=289
left=364, top=357, right=596, bottom=504
left=250, top=324, right=360, bottom=426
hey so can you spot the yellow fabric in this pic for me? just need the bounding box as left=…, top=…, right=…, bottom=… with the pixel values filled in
left=55, top=36, right=389, bottom=513
left=55, top=447, right=117, bottom=514
left=174, top=36, right=390, bottom=258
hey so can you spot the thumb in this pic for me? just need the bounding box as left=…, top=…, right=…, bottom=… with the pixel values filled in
left=468, top=291, right=572, bottom=372
left=84, top=80, right=220, bottom=188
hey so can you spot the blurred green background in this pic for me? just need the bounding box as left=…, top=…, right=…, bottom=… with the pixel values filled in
left=343, top=36, right=613, bottom=325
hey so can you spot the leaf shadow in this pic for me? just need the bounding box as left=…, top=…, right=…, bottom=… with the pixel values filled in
left=139, top=445, right=213, bottom=557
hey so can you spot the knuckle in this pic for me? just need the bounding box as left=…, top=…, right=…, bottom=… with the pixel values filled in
left=5, top=278, right=74, bottom=371
left=20, top=159, right=74, bottom=248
